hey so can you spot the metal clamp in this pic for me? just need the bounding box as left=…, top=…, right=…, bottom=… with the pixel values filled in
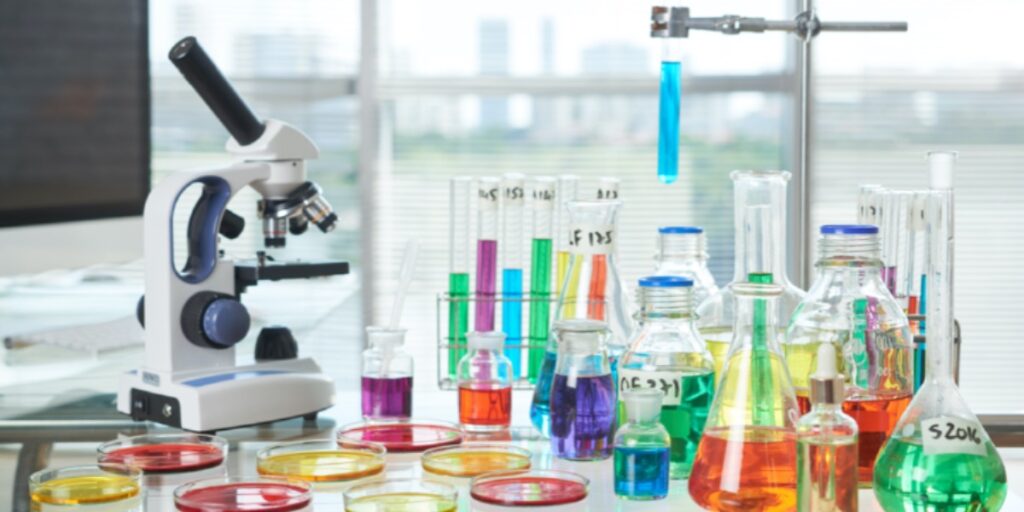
left=651, top=5, right=907, bottom=40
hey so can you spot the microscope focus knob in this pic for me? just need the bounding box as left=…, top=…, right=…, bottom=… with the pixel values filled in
left=181, top=292, right=251, bottom=349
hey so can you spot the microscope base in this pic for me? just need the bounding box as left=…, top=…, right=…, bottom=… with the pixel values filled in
left=117, top=358, right=335, bottom=432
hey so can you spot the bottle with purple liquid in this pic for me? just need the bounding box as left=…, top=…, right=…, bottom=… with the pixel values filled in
left=361, top=326, right=413, bottom=420
left=550, top=319, right=616, bottom=461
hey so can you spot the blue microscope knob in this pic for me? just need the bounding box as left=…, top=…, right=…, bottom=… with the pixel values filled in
left=181, top=292, right=251, bottom=349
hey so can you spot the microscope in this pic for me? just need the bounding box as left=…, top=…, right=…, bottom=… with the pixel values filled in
left=117, top=37, right=347, bottom=432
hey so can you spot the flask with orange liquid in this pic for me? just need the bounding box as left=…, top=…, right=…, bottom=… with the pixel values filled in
left=785, top=224, right=914, bottom=485
left=688, top=278, right=800, bottom=512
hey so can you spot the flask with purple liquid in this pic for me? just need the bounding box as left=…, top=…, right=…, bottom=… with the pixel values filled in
left=361, top=326, right=413, bottom=420
left=550, top=319, right=616, bottom=461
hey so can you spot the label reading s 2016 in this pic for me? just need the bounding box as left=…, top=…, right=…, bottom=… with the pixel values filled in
left=619, top=369, right=684, bottom=406
left=568, top=223, right=614, bottom=255
left=921, top=416, right=987, bottom=456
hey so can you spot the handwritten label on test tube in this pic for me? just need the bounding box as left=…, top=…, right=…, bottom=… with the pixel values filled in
left=921, top=417, right=987, bottom=456
left=619, top=369, right=684, bottom=406
left=569, top=224, right=615, bottom=255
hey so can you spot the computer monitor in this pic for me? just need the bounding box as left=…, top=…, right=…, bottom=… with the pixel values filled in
left=0, top=0, right=150, bottom=228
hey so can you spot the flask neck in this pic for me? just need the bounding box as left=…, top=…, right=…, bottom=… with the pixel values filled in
left=637, top=286, right=693, bottom=321
left=656, top=232, right=706, bottom=262
left=731, top=172, right=791, bottom=283
left=925, top=188, right=957, bottom=383
left=818, top=233, right=882, bottom=262
left=731, top=284, right=784, bottom=353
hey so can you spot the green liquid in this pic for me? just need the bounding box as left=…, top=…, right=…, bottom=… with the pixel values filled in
left=527, top=238, right=552, bottom=383
left=749, top=272, right=776, bottom=426
left=661, top=370, right=715, bottom=478
left=448, top=273, right=470, bottom=378
left=874, top=436, right=1007, bottom=511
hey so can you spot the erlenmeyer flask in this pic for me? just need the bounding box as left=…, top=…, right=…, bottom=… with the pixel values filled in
left=873, top=152, right=1006, bottom=511
left=689, top=279, right=800, bottom=512
left=529, top=200, right=634, bottom=435
left=697, top=171, right=806, bottom=380
left=786, top=225, right=914, bottom=485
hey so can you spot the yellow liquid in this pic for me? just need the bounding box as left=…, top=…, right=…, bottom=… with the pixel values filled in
left=346, top=493, right=457, bottom=512
left=555, top=250, right=571, bottom=297
left=422, top=450, right=530, bottom=477
left=556, top=252, right=583, bottom=318
left=712, top=347, right=797, bottom=428
left=782, top=341, right=843, bottom=394
left=783, top=330, right=914, bottom=396
left=31, top=475, right=140, bottom=505
left=258, top=450, right=384, bottom=482
left=701, top=327, right=732, bottom=382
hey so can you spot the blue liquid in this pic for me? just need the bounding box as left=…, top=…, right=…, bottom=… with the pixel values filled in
left=550, top=373, right=616, bottom=460
left=614, top=446, right=670, bottom=500
left=529, top=350, right=557, bottom=436
left=502, top=268, right=524, bottom=376
left=657, top=61, right=681, bottom=185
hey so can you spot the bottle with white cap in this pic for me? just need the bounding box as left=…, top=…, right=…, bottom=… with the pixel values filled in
left=613, top=388, right=671, bottom=501
left=361, top=326, right=413, bottom=420
left=457, top=331, right=513, bottom=431
left=796, top=342, right=858, bottom=512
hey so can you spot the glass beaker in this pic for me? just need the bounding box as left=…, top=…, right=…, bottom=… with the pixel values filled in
left=689, top=279, right=800, bottom=512
left=618, top=275, right=714, bottom=479
left=874, top=153, right=1006, bottom=511
left=785, top=224, right=914, bottom=484
left=653, top=226, right=719, bottom=307
left=697, top=171, right=806, bottom=380
left=361, top=326, right=413, bottom=420
left=457, top=331, right=513, bottom=432
left=530, top=199, right=634, bottom=435
left=549, top=319, right=616, bottom=461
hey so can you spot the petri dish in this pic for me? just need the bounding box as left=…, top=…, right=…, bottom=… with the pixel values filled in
left=174, top=476, right=312, bottom=512
left=257, top=439, right=386, bottom=482
left=470, top=469, right=589, bottom=506
left=30, top=464, right=142, bottom=506
left=344, top=479, right=457, bottom=512
left=421, top=444, right=531, bottom=477
left=337, top=420, right=463, bottom=453
left=98, top=433, right=227, bottom=473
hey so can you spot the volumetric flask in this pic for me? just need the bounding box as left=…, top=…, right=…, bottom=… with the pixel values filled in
left=549, top=319, right=616, bottom=461
left=689, top=280, right=800, bottom=512
left=785, top=224, right=914, bottom=484
left=697, top=171, right=806, bottom=380
left=873, top=153, right=1006, bottom=511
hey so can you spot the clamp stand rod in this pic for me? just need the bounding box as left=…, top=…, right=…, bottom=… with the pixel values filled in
left=650, top=3, right=907, bottom=287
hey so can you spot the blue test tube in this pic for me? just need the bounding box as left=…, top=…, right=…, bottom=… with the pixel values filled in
left=657, top=41, right=683, bottom=184
left=501, top=173, right=526, bottom=377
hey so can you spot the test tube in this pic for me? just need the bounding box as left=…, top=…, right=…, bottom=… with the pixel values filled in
left=527, top=177, right=556, bottom=383
left=658, top=40, right=683, bottom=184
left=475, top=177, right=500, bottom=331
left=596, top=177, right=621, bottom=201
left=449, top=177, right=473, bottom=378
left=500, top=173, right=526, bottom=377
left=857, top=184, right=883, bottom=225
left=554, top=175, right=579, bottom=299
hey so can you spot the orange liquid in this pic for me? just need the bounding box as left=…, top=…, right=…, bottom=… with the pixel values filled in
left=688, top=426, right=797, bottom=512
left=587, top=255, right=607, bottom=320
left=798, top=438, right=859, bottom=511
left=458, top=383, right=512, bottom=427
left=798, top=393, right=912, bottom=484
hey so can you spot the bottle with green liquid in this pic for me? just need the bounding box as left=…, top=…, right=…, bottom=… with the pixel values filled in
left=873, top=152, right=1006, bottom=511
left=618, top=275, right=714, bottom=479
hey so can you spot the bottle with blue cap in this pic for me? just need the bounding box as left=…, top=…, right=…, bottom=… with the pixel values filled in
left=617, top=275, right=715, bottom=479
left=653, top=226, right=719, bottom=307
left=785, top=223, right=913, bottom=485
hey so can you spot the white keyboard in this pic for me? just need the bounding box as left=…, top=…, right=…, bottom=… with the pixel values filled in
left=4, top=315, right=144, bottom=355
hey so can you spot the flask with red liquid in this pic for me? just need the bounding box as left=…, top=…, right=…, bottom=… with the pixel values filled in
left=361, top=326, right=413, bottom=420
left=458, top=331, right=513, bottom=431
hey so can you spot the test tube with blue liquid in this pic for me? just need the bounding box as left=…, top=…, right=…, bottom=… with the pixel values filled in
left=475, top=177, right=500, bottom=331
left=657, top=39, right=683, bottom=184
left=500, top=173, right=526, bottom=377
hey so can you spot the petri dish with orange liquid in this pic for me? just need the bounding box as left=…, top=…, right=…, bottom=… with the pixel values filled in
left=344, top=479, right=457, bottom=512
left=421, top=444, right=530, bottom=478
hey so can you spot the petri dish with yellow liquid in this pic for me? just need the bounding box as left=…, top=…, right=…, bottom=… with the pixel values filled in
left=344, top=479, right=457, bottom=512
left=421, top=444, right=531, bottom=478
left=257, top=439, right=386, bottom=482
left=30, top=464, right=142, bottom=507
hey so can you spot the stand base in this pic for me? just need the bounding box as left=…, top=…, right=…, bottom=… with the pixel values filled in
left=116, top=358, right=335, bottom=432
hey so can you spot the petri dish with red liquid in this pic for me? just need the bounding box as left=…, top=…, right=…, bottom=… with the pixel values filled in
left=98, top=433, right=227, bottom=473
left=337, top=420, right=463, bottom=453
left=470, top=469, right=589, bottom=506
left=174, top=476, right=311, bottom=512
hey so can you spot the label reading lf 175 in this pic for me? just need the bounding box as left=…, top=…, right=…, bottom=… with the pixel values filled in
left=921, top=416, right=987, bottom=456
left=568, top=224, right=614, bottom=255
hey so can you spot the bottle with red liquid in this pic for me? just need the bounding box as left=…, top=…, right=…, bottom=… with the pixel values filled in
left=785, top=224, right=914, bottom=485
left=688, top=280, right=800, bottom=512
left=361, top=326, right=413, bottom=420
left=458, top=331, right=513, bottom=431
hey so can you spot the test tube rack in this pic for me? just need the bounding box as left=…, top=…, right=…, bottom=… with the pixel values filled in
left=436, top=293, right=555, bottom=390
left=650, top=2, right=908, bottom=286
